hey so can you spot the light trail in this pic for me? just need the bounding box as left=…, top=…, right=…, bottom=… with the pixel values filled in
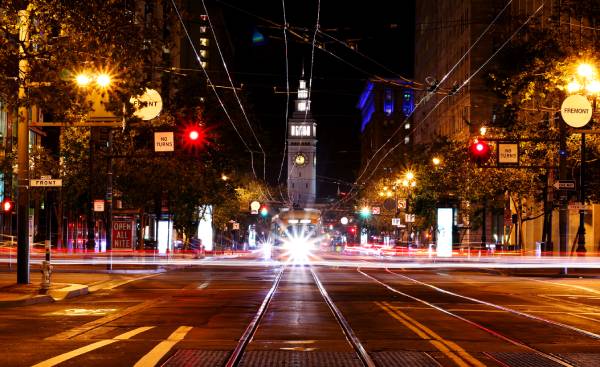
left=3, top=255, right=600, bottom=269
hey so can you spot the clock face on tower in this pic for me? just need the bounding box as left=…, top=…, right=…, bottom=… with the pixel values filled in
left=294, top=153, right=307, bottom=166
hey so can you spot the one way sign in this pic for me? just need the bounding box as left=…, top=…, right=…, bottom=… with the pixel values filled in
left=553, top=180, right=576, bottom=190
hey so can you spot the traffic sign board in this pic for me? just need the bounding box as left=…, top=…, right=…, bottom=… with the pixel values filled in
left=30, top=178, right=62, bottom=187
left=553, top=180, right=576, bottom=190
left=93, top=200, right=105, bottom=212
left=391, top=218, right=401, bottom=226
left=371, top=206, right=381, bottom=215
left=405, top=214, right=415, bottom=223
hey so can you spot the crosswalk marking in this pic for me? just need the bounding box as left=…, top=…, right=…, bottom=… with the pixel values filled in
left=133, top=326, right=193, bottom=367
left=32, top=326, right=155, bottom=367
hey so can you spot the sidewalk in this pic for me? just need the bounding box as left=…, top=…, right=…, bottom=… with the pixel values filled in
left=0, top=267, right=161, bottom=307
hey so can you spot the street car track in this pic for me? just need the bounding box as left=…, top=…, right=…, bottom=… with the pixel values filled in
left=358, top=267, right=579, bottom=367
left=225, top=265, right=376, bottom=367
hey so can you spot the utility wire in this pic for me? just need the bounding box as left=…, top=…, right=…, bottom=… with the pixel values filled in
left=276, top=0, right=291, bottom=189
left=201, top=0, right=269, bottom=184
left=169, top=0, right=258, bottom=179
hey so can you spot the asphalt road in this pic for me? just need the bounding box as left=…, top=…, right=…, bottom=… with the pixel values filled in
left=1, top=263, right=600, bottom=367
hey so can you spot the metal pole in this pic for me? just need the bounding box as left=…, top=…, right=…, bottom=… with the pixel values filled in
left=576, top=132, right=586, bottom=254
left=558, top=113, right=568, bottom=256
left=106, top=129, right=113, bottom=251
left=86, top=129, right=96, bottom=250
left=16, top=7, right=30, bottom=284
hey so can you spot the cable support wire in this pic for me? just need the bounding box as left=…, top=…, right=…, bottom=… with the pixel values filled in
left=169, top=0, right=259, bottom=180
left=201, top=0, right=268, bottom=184
left=276, top=0, right=291, bottom=191
left=330, top=1, right=544, bottom=210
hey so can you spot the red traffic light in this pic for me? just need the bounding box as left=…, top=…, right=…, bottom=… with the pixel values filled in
left=260, top=205, right=269, bottom=217
left=2, top=198, right=14, bottom=213
left=185, top=126, right=204, bottom=142
left=469, top=139, right=491, bottom=164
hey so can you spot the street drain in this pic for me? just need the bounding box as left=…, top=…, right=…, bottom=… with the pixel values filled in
left=239, top=351, right=363, bottom=367
left=486, top=352, right=567, bottom=367
left=162, top=350, right=230, bottom=367
left=372, top=351, right=440, bottom=367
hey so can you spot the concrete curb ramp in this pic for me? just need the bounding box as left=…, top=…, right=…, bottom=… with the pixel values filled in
left=0, top=283, right=88, bottom=307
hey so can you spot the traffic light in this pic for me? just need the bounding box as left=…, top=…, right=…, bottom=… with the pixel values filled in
left=469, top=139, right=492, bottom=164
left=2, top=198, right=14, bottom=213
left=182, top=124, right=206, bottom=150
left=260, top=205, right=269, bottom=217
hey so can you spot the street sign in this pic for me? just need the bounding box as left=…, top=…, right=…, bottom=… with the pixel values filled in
left=93, top=200, right=105, bottom=212
left=568, top=203, right=591, bottom=211
left=561, top=94, right=592, bottom=128
left=30, top=178, right=62, bottom=187
left=340, top=216, right=349, bottom=225
left=391, top=218, right=401, bottom=226
left=154, top=132, right=174, bottom=152
left=371, top=206, right=381, bottom=215
left=232, top=222, right=240, bottom=230
left=405, top=214, right=415, bottom=223
left=250, top=201, right=261, bottom=214
left=131, top=88, right=163, bottom=120
left=398, top=199, right=407, bottom=210
left=553, top=180, right=576, bottom=190
left=383, top=198, right=396, bottom=211
left=497, top=142, right=519, bottom=165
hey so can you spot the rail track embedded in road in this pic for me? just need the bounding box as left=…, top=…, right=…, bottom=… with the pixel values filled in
left=358, top=267, right=586, bottom=367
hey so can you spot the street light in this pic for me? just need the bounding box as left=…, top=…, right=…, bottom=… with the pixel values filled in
left=73, top=69, right=113, bottom=251
left=564, top=61, right=599, bottom=255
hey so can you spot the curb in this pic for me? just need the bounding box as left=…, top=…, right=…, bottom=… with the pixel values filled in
left=0, top=283, right=89, bottom=307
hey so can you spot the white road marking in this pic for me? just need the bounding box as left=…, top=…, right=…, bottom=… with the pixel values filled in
left=133, top=326, right=192, bottom=367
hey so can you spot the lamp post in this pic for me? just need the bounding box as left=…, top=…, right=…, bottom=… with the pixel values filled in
left=563, top=62, right=599, bottom=255
left=400, top=171, right=417, bottom=247
left=74, top=71, right=112, bottom=251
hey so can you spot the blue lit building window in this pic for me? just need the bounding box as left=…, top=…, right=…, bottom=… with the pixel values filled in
left=402, top=90, right=414, bottom=116
left=384, top=88, right=394, bottom=116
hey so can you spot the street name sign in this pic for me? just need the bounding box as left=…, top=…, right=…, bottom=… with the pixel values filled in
left=405, top=214, right=415, bottom=223
left=561, top=94, right=592, bottom=128
left=154, top=132, right=174, bottom=152
left=391, top=218, right=401, bottom=226
left=553, top=180, right=576, bottom=190
left=30, top=178, right=62, bottom=187
left=131, top=88, right=163, bottom=120
left=372, top=206, right=381, bottom=215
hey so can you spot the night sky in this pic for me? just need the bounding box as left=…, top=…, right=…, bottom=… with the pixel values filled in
left=216, top=0, right=415, bottom=197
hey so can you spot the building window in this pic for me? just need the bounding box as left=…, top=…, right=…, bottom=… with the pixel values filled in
left=200, top=14, right=208, bottom=22
left=292, top=183, right=295, bottom=188
left=200, top=38, right=209, bottom=46
left=298, top=89, right=308, bottom=99
left=201, top=61, right=208, bottom=69
left=306, top=183, right=308, bottom=188
left=200, top=26, right=207, bottom=34
left=384, top=88, right=394, bottom=116
left=199, top=50, right=207, bottom=58
left=291, top=125, right=311, bottom=136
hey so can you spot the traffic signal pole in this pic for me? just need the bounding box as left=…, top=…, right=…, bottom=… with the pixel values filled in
left=558, top=113, right=568, bottom=256
left=16, top=7, right=31, bottom=284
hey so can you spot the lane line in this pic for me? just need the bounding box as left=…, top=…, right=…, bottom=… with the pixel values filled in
left=381, top=301, right=485, bottom=367
left=359, top=269, right=575, bottom=367
left=46, top=298, right=166, bottom=340
left=311, top=267, right=376, bottom=367
left=133, top=326, right=192, bottom=367
left=32, top=327, right=154, bottom=367
left=387, top=268, right=600, bottom=340
left=526, top=278, right=600, bottom=296
left=568, top=313, right=600, bottom=324
left=376, top=302, right=470, bottom=367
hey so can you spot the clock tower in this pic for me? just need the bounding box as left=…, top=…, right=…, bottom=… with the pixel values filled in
left=287, top=71, right=317, bottom=207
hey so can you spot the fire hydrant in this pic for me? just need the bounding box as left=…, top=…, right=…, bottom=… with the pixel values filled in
left=41, top=260, right=53, bottom=290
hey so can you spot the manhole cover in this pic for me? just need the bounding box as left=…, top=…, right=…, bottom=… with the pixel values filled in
left=162, top=350, right=230, bottom=367
left=239, top=351, right=363, bottom=367
left=372, top=351, right=439, bottom=367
